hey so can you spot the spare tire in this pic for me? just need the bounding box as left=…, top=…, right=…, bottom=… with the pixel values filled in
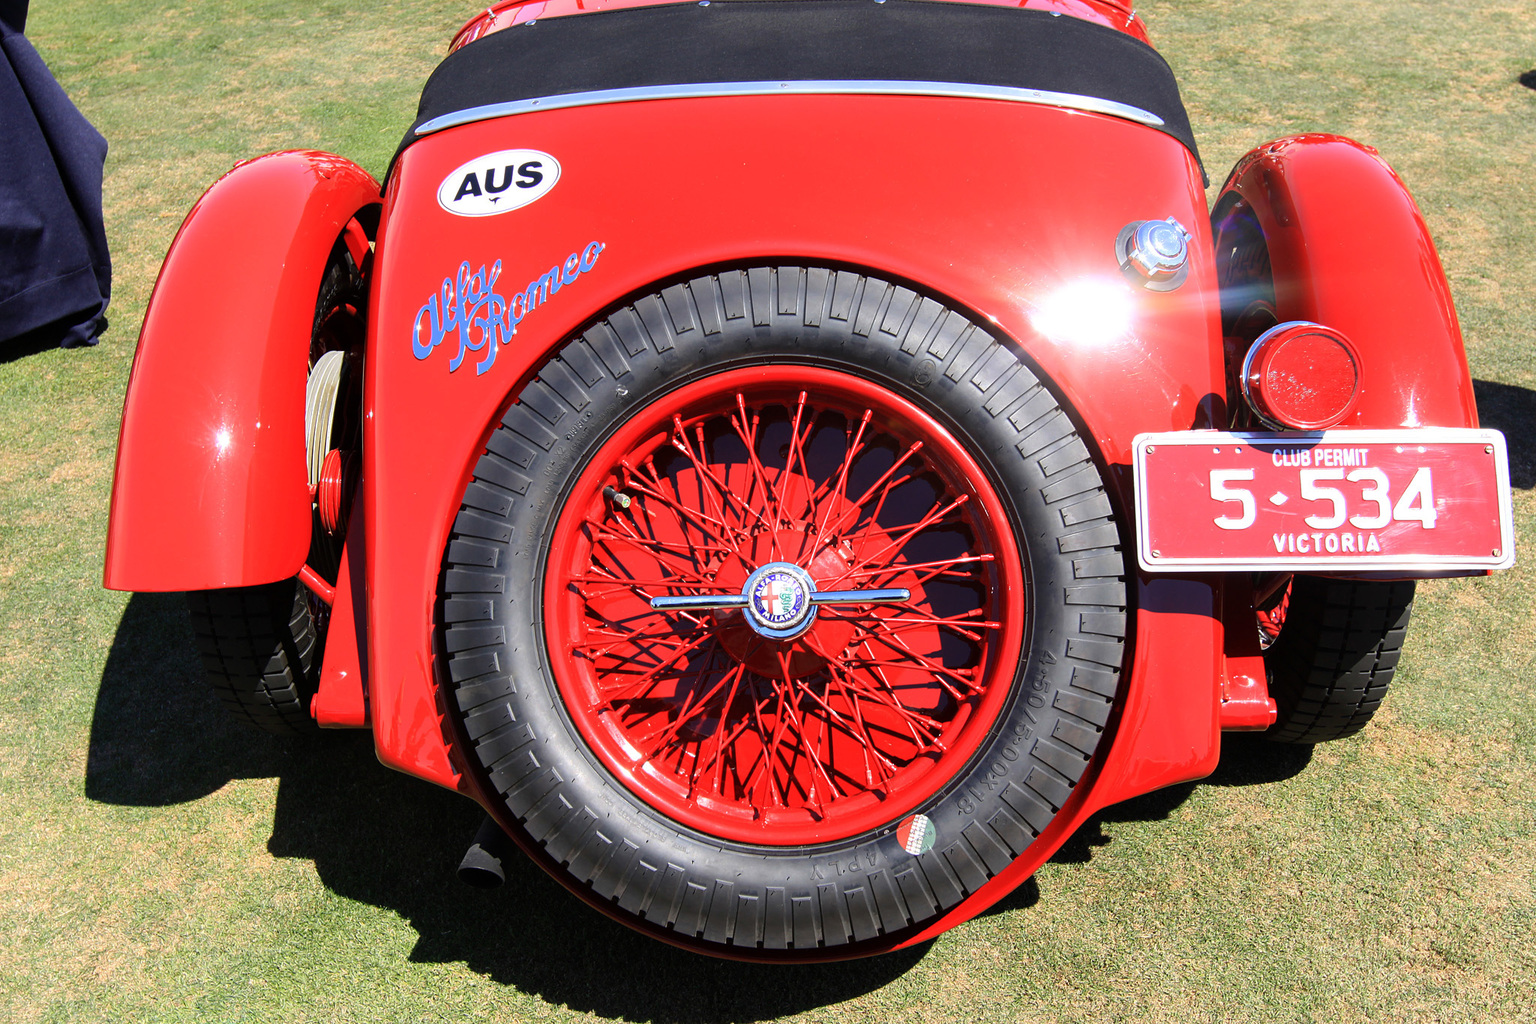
left=439, top=266, right=1127, bottom=956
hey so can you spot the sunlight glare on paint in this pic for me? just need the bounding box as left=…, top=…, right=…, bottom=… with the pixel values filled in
left=1029, top=278, right=1134, bottom=348
left=214, top=426, right=232, bottom=457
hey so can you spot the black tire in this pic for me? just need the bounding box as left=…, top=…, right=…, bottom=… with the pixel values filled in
left=1263, top=576, right=1415, bottom=744
left=439, top=266, right=1128, bottom=955
left=187, top=581, right=322, bottom=735
left=185, top=236, right=366, bottom=735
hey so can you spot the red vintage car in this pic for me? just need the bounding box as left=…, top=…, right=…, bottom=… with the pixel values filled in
left=103, top=0, right=1514, bottom=960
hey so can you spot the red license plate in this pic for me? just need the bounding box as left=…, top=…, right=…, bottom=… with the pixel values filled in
left=1133, top=430, right=1515, bottom=572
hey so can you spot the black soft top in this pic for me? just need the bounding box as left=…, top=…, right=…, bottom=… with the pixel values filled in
left=398, top=0, right=1200, bottom=173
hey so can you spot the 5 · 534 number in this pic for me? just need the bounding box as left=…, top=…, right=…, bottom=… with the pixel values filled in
left=1209, top=467, right=1436, bottom=531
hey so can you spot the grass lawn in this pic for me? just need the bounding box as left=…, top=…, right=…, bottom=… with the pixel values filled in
left=2, top=1, right=1534, bottom=1021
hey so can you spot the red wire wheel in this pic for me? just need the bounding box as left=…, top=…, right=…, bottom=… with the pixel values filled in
left=544, top=367, right=1025, bottom=845
left=1255, top=574, right=1292, bottom=649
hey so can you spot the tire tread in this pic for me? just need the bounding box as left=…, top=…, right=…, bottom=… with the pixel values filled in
left=1265, top=576, right=1414, bottom=744
left=185, top=581, right=318, bottom=735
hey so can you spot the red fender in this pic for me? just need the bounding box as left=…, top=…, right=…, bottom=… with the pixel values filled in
left=1213, top=134, right=1477, bottom=429
left=104, top=151, right=380, bottom=592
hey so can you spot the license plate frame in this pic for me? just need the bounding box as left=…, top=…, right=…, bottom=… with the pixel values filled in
left=1132, top=429, right=1515, bottom=573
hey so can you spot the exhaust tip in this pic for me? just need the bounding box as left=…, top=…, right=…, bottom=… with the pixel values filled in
left=457, top=816, right=513, bottom=889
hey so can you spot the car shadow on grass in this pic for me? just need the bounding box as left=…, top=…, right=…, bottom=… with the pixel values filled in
left=86, top=591, right=291, bottom=805
left=266, top=729, right=938, bottom=1021
left=1471, top=379, right=1536, bottom=489
left=977, top=729, right=1313, bottom=917
left=86, top=592, right=929, bottom=1022
left=88, top=594, right=1315, bottom=1020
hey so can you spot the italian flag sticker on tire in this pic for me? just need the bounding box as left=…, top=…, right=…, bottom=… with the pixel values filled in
left=897, top=813, right=935, bottom=855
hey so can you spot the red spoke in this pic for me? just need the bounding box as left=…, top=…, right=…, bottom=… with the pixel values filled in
left=622, top=458, right=742, bottom=552
left=818, top=442, right=924, bottom=542
left=840, top=552, right=994, bottom=584
left=748, top=672, right=796, bottom=808
left=825, top=667, right=898, bottom=786
left=666, top=420, right=737, bottom=544
left=596, top=656, right=730, bottom=710
left=775, top=650, right=840, bottom=807
left=569, top=570, right=705, bottom=591
left=573, top=613, right=712, bottom=653
left=788, top=668, right=894, bottom=787
left=838, top=494, right=972, bottom=589
left=840, top=654, right=983, bottom=697
left=587, top=522, right=731, bottom=580
left=772, top=391, right=813, bottom=529
left=697, top=662, right=750, bottom=797
left=591, top=628, right=722, bottom=683
left=846, top=628, right=983, bottom=704
left=643, top=644, right=745, bottom=751
left=670, top=413, right=777, bottom=552
left=812, top=408, right=874, bottom=541
left=837, top=609, right=1001, bottom=645
left=829, top=656, right=948, bottom=750
left=730, top=394, right=784, bottom=558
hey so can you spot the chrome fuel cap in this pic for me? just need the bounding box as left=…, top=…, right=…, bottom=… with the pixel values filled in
left=1117, top=217, right=1192, bottom=291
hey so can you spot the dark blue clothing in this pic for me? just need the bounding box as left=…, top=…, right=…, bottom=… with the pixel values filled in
left=1, top=14, right=111, bottom=348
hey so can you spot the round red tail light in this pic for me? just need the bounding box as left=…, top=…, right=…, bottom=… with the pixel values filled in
left=1241, top=321, right=1362, bottom=429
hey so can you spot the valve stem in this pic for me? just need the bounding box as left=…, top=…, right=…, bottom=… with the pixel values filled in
left=603, top=486, right=632, bottom=509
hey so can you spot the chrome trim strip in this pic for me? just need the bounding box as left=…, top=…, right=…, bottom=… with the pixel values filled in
left=809, top=588, right=911, bottom=606
left=650, top=594, right=749, bottom=611
left=414, top=80, right=1165, bottom=136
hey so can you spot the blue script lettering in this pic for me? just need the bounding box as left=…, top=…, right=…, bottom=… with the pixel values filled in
left=412, top=241, right=605, bottom=376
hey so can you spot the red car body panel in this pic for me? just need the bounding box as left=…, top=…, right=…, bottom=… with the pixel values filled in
left=348, top=94, right=1227, bottom=889
left=103, top=151, right=380, bottom=592
left=313, top=483, right=371, bottom=729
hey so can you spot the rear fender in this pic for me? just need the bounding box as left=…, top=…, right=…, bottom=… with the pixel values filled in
left=1213, top=134, right=1477, bottom=429
left=104, top=151, right=380, bottom=592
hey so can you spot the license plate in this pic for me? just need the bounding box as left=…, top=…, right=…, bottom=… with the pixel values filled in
left=1133, top=429, right=1515, bottom=572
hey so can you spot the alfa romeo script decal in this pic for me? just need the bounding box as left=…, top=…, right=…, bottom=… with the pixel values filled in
left=437, top=149, right=560, bottom=217
left=412, top=241, right=604, bottom=376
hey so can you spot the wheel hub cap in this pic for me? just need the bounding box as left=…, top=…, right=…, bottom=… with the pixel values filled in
left=743, top=562, right=817, bottom=639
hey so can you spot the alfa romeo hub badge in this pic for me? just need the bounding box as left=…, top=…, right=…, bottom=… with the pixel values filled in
left=743, top=562, right=817, bottom=639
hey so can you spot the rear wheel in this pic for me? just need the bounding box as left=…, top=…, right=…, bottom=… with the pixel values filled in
left=1261, top=575, right=1415, bottom=744
left=440, top=266, right=1128, bottom=956
left=187, top=581, right=321, bottom=735
left=186, top=231, right=367, bottom=735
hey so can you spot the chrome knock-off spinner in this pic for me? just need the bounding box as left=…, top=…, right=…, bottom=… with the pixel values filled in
left=650, top=561, right=910, bottom=641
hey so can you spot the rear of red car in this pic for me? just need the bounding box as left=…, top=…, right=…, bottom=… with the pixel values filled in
left=103, top=0, right=1512, bottom=959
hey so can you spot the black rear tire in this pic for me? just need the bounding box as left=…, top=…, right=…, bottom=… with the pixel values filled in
left=1214, top=194, right=1419, bottom=747
left=1263, top=576, right=1415, bottom=744
left=187, top=581, right=321, bottom=735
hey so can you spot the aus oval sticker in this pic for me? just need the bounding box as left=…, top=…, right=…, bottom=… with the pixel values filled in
left=438, top=149, right=560, bottom=217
